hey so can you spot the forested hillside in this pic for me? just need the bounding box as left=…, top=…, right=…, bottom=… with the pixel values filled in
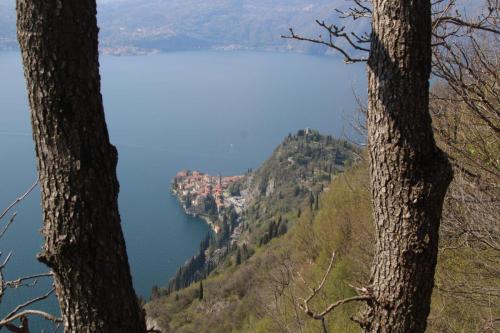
left=161, top=130, right=359, bottom=297
left=145, top=161, right=375, bottom=332
left=146, top=137, right=368, bottom=333
left=147, top=144, right=498, bottom=332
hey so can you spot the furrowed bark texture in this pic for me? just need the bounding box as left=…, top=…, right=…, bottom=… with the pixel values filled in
left=16, top=1, right=146, bottom=332
left=364, top=0, right=453, bottom=332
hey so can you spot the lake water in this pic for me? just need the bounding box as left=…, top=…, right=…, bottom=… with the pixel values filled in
left=0, top=51, right=365, bottom=328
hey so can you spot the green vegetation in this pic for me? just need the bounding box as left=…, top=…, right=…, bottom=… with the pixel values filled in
left=237, top=129, right=359, bottom=248
left=147, top=155, right=499, bottom=332
left=147, top=120, right=498, bottom=332
left=427, top=41, right=500, bottom=331
left=161, top=130, right=359, bottom=297
left=146, top=161, right=372, bottom=333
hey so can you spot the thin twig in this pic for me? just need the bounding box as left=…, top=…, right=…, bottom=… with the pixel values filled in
left=282, top=28, right=368, bottom=64
left=0, top=180, right=38, bottom=222
left=0, top=213, right=17, bottom=240
left=3, top=288, right=55, bottom=320
left=0, top=251, right=13, bottom=270
left=6, top=272, right=53, bottom=289
left=297, top=251, right=371, bottom=322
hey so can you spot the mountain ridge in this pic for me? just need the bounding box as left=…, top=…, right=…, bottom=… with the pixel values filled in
left=0, top=0, right=368, bottom=55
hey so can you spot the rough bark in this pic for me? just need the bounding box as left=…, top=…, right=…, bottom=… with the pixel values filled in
left=363, top=0, right=453, bottom=332
left=16, top=1, right=147, bottom=332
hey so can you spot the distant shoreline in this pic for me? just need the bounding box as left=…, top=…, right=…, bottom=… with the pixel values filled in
left=0, top=47, right=335, bottom=59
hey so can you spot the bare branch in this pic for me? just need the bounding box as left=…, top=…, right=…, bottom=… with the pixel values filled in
left=282, top=0, right=499, bottom=67
left=315, top=20, right=371, bottom=52
left=434, top=16, right=500, bottom=35
left=0, top=251, right=14, bottom=270
left=0, top=174, right=57, bottom=331
left=0, top=310, right=62, bottom=327
left=432, top=0, right=500, bottom=48
left=280, top=0, right=372, bottom=63
left=3, top=287, right=56, bottom=321
left=315, top=295, right=371, bottom=319
left=5, top=272, right=54, bottom=289
left=335, top=0, right=372, bottom=21
left=282, top=28, right=368, bottom=64
left=337, top=4, right=370, bottom=17
left=297, top=252, right=371, bottom=326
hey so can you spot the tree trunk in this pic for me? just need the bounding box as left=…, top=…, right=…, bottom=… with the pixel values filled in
left=16, top=1, right=147, bottom=332
left=364, top=0, right=453, bottom=332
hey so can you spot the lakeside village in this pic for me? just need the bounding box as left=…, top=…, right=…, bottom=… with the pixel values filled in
left=171, top=170, right=247, bottom=235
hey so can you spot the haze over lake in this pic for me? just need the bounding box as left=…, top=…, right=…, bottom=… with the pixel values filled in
left=0, top=51, right=365, bottom=323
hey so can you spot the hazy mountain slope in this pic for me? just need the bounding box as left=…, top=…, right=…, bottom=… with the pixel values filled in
left=0, top=0, right=368, bottom=54
left=97, top=0, right=343, bottom=52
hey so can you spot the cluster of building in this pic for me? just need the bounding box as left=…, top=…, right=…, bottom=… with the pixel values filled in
left=172, top=170, right=246, bottom=217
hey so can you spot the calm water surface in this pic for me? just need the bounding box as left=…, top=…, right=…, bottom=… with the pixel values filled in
left=0, top=51, right=365, bottom=328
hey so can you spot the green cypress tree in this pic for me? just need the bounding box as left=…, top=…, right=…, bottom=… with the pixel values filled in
left=199, top=280, right=204, bottom=301
left=236, top=248, right=242, bottom=265
left=309, top=191, right=315, bottom=211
